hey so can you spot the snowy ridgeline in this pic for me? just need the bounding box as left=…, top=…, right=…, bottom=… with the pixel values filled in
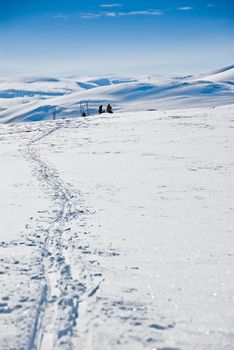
left=0, top=105, right=234, bottom=349
left=0, top=64, right=234, bottom=123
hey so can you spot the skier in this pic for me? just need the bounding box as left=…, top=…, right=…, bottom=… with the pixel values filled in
left=106, top=104, right=113, bottom=114
left=99, top=105, right=104, bottom=114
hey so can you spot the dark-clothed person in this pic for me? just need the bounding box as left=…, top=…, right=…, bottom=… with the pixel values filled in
left=99, top=105, right=104, bottom=114
left=106, top=104, right=113, bottom=114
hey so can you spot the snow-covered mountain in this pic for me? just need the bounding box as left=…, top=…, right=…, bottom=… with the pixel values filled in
left=0, top=65, right=233, bottom=123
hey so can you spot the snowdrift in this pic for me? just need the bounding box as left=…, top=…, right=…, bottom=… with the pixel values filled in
left=0, top=65, right=233, bottom=123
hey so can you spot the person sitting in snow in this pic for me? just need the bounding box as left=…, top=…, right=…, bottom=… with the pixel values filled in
left=106, top=104, right=113, bottom=114
left=99, top=105, right=104, bottom=114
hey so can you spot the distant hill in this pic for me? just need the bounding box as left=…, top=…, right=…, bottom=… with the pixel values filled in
left=0, top=65, right=233, bottom=123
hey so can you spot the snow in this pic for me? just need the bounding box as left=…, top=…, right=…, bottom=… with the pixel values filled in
left=195, top=64, right=234, bottom=83
left=1, top=104, right=234, bottom=349
left=0, top=65, right=233, bottom=123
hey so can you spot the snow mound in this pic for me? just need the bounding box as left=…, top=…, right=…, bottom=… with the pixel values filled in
left=194, top=64, right=234, bottom=83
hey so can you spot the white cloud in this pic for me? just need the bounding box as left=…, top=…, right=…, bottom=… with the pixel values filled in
left=100, top=3, right=123, bottom=8
left=124, top=10, right=162, bottom=16
left=105, top=12, right=118, bottom=17
left=178, top=6, right=193, bottom=11
left=53, top=13, right=70, bottom=20
left=80, top=9, right=163, bottom=19
left=53, top=5, right=198, bottom=21
left=80, top=13, right=102, bottom=19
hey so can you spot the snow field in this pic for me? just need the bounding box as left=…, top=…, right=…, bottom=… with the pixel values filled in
left=40, top=105, right=234, bottom=349
left=0, top=104, right=234, bottom=349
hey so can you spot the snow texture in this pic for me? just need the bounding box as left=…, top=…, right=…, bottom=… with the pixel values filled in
left=1, top=103, right=234, bottom=349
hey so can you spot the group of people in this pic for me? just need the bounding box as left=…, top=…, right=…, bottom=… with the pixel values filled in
left=99, top=104, right=113, bottom=115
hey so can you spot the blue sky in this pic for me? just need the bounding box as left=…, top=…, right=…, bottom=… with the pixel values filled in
left=0, top=0, right=233, bottom=76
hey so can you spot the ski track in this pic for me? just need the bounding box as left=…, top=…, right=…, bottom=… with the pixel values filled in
left=22, top=125, right=86, bottom=350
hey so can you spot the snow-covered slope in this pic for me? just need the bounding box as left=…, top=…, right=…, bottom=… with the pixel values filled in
left=0, top=65, right=233, bottom=123
left=195, top=64, right=234, bottom=83
left=1, top=105, right=234, bottom=349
